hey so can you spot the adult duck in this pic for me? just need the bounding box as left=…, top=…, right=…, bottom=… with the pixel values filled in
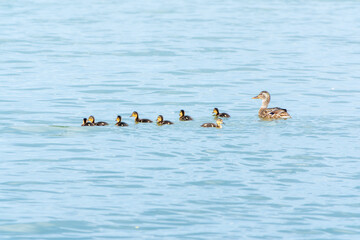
left=252, top=91, right=291, bottom=120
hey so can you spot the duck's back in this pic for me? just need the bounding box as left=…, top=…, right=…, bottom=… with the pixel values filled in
left=260, top=107, right=291, bottom=119
left=180, top=116, right=193, bottom=121
left=201, top=123, right=216, bottom=127
left=96, top=121, right=109, bottom=126
left=116, top=122, right=128, bottom=126
left=218, top=113, right=230, bottom=118
left=160, top=120, right=173, bottom=125
left=139, top=119, right=153, bottom=123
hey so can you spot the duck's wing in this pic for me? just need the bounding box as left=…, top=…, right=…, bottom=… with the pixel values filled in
left=201, top=123, right=216, bottom=127
left=116, top=122, right=128, bottom=126
left=140, top=119, right=153, bottom=123
left=219, top=113, right=230, bottom=118
left=265, top=107, right=291, bottom=119
left=96, top=122, right=109, bottom=126
left=180, top=116, right=193, bottom=121
left=184, top=116, right=193, bottom=121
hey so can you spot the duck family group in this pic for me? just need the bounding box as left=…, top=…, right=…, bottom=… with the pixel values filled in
left=81, top=91, right=291, bottom=128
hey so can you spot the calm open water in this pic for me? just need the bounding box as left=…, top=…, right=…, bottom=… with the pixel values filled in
left=1, top=0, right=360, bottom=239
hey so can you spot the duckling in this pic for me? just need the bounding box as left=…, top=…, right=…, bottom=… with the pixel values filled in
left=130, top=111, right=153, bottom=123
left=156, top=115, right=174, bottom=125
left=179, top=109, right=193, bottom=121
left=81, top=118, right=94, bottom=126
left=213, top=108, right=230, bottom=118
left=201, top=118, right=224, bottom=128
left=115, top=115, right=128, bottom=127
left=252, top=91, right=291, bottom=120
left=88, top=115, right=109, bottom=126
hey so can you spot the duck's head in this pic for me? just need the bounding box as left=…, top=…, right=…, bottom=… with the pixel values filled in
left=179, top=110, right=185, bottom=117
left=216, top=118, right=224, bottom=125
left=88, top=115, right=95, bottom=123
left=130, top=111, right=138, bottom=118
left=252, top=91, right=270, bottom=100
left=82, top=118, right=88, bottom=124
left=213, top=108, right=219, bottom=115
left=116, top=115, right=122, bottom=123
left=157, top=115, right=163, bottom=123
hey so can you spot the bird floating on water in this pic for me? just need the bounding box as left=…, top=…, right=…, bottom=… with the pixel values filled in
left=115, top=115, right=128, bottom=127
left=179, top=109, right=193, bottom=121
left=201, top=118, right=224, bottom=128
left=130, top=111, right=153, bottom=123
left=81, top=118, right=94, bottom=126
left=252, top=91, right=291, bottom=120
left=88, top=115, right=109, bottom=126
left=213, top=108, right=230, bottom=118
left=156, top=115, right=174, bottom=125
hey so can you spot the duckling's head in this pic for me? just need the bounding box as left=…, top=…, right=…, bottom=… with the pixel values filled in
left=88, top=115, right=95, bottom=123
left=213, top=108, right=219, bottom=115
left=179, top=110, right=185, bottom=117
left=83, top=118, right=87, bottom=124
left=157, top=115, right=163, bottom=123
left=216, top=118, right=224, bottom=125
left=130, top=111, right=138, bottom=118
left=252, top=91, right=270, bottom=101
left=116, top=115, right=122, bottom=123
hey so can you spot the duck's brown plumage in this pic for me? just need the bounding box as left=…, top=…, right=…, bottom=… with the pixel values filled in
left=252, top=91, right=291, bottom=120
left=130, top=111, right=153, bottom=123
left=201, top=118, right=223, bottom=128
left=179, top=110, right=193, bottom=121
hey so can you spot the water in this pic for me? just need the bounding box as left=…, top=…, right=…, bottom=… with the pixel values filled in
left=1, top=0, right=360, bottom=239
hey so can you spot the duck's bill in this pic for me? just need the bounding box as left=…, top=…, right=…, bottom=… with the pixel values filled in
left=252, top=96, right=259, bottom=99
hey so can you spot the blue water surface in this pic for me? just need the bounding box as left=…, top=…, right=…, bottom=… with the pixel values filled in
left=1, top=0, right=360, bottom=239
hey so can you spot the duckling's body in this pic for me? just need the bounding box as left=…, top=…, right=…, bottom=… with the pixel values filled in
left=81, top=118, right=94, bottom=126
left=201, top=118, right=223, bottom=128
left=252, top=91, right=291, bottom=120
left=130, top=111, right=153, bottom=123
left=156, top=115, right=174, bottom=125
left=115, top=115, right=128, bottom=127
left=88, top=116, right=109, bottom=126
left=179, top=110, right=193, bottom=121
left=213, top=108, right=230, bottom=118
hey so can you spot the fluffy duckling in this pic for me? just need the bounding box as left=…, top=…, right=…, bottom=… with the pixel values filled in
left=213, top=108, right=230, bottom=118
left=88, top=115, right=109, bottom=126
left=252, top=91, right=291, bottom=120
left=115, top=115, right=128, bottom=127
left=81, top=118, right=94, bottom=126
left=156, top=115, right=174, bottom=125
left=130, top=111, right=153, bottom=123
left=201, top=118, right=224, bottom=128
left=179, top=109, right=193, bottom=121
